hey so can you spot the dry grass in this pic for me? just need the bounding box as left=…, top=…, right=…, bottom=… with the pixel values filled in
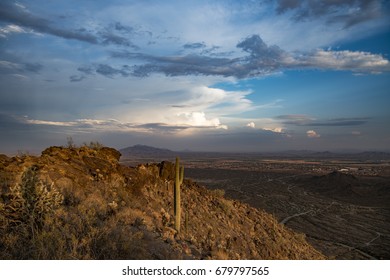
left=0, top=164, right=177, bottom=259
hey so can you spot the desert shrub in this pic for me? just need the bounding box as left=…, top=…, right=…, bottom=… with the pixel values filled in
left=0, top=165, right=64, bottom=259
left=16, top=150, right=30, bottom=157
left=210, top=188, right=225, bottom=198
left=129, top=174, right=148, bottom=197
left=66, top=136, right=76, bottom=149
left=77, top=191, right=109, bottom=222
left=83, top=141, right=104, bottom=150
left=218, top=199, right=234, bottom=215
left=0, top=165, right=63, bottom=233
left=56, top=178, right=84, bottom=206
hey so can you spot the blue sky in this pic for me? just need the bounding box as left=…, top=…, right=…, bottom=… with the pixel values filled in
left=0, top=0, right=389, bottom=154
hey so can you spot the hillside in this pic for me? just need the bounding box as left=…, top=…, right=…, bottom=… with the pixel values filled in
left=0, top=145, right=324, bottom=259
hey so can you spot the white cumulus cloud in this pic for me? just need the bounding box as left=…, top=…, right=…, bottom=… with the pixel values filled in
left=262, top=127, right=284, bottom=133
left=177, top=112, right=228, bottom=129
left=246, top=122, right=256, bottom=128
left=306, top=130, right=321, bottom=138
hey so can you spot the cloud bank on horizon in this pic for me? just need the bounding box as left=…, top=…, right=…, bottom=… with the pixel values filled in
left=0, top=0, right=389, bottom=153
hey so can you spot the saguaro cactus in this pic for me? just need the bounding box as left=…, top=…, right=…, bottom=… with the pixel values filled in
left=174, top=157, right=184, bottom=233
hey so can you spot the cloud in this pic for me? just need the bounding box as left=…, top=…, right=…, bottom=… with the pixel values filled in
left=351, top=131, right=362, bottom=136
left=0, top=24, right=31, bottom=38
left=304, top=118, right=369, bottom=127
left=237, top=34, right=285, bottom=60
left=77, top=66, right=94, bottom=75
left=0, top=1, right=138, bottom=47
left=177, top=112, right=228, bottom=129
left=108, top=35, right=389, bottom=79
left=275, top=115, right=369, bottom=127
left=128, top=53, right=239, bottom=78
left=0, top=60, right=43, bottom=75
left=25, top=119, right=76, bottom=127
left=0, top=113, right=299, bottom=153
left=306, top=130, right=320, bottom=138
left=246, top=122, right=256, bottom=128
left=262, top=127, right=284, bottom=133
left=14, top=115, right=229, bottom=135
left=23, top=62, right=43, bottom=73
left=276, top=0, right=300, bottom=14
left=69, top=75, right=86, bottom=82
left=110, top=35, right=288, bottom=78
left=95, top=64, right=130, bottom=78
left=98, top=22, right=138, bottom=48
left=294, top=49, right=389, bottom=73
left=275, top=114, right=314, bottom=125
left=275, top=0, right=384, bottom=28
left=0, top=1, right=99, bottom=44
left=244, top=120, right=286, bottom=134
left=0, top=114, right=29, bottom=129
left=183, top=42, right=206, bottom=49
left=99, top=31, right=133, bottom=47
left=114, top=22, right=134, bottom=33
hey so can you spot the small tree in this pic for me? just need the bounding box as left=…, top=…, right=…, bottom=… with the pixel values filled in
left=66, top=136, right=75, bottom=148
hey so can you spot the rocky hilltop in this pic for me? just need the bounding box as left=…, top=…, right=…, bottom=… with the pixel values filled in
left=0, top=145, right=324, bottom=259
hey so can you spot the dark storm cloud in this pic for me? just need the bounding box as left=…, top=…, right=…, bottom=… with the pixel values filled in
left=275, top=0, right=385, bottom=28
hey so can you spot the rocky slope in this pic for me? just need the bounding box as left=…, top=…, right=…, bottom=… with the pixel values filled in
left=0, top=145, right=325, bottom=259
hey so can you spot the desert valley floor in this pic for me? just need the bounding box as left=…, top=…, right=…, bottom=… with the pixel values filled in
left=122, top=150, right=390, bottom=259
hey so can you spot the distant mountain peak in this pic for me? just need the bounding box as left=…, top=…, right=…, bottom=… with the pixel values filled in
left=120, top=144, right=174, bottom=156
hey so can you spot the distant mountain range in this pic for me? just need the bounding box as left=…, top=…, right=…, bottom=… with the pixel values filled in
left=120, top=145, right=390, bottom=160
left=120, top=144, right=175, bottom=157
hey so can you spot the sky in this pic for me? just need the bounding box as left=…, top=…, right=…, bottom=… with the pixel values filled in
left=0, top=0, right=390, bottom=154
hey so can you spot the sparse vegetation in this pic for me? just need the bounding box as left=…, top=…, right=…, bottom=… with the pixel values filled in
left=0, top=145, right=325, bottom=260
left=66, top=136, right=75, bottom=149
left=65, top=136, right=104, bottom=150
left=210, top=188, right=225, bottom=198
left=83, top=141, right=104, bottom=150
